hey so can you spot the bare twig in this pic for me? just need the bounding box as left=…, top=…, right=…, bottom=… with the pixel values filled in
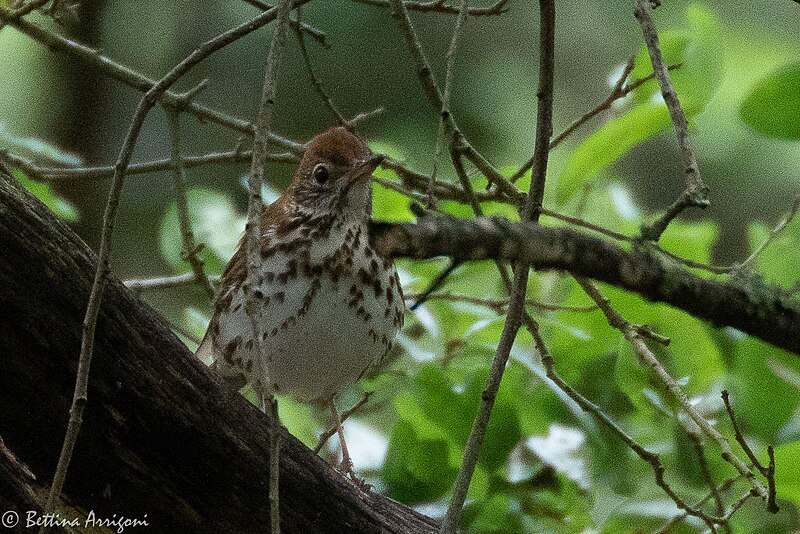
left=439, top=2, right=555, bottom=532
left=634, top=0, right=709, bottom=241
left=0, top=0, right=47, bottom=31
left=426, top=0, right=468, bottom=208
left=390, top=0, right=524, bottom=204
left=738, top=194, right=800, bottom=269
left=539, top=207, right=632, bottom=242
left=125, top=271, right=222, bottom=291
left=38, top=4, right=310, bottom=529
left=293, top=7, right=348, bottom=125
left=651, top=476, right=742, bottom=534
left=721, top=390, right=780, bottom=513
left=576, top=277, right=767, bottom=499
left=354, top=0, right=510, bottom=16
left=313, top=391, right=374, bottom=453
left=242, top=0, right=328, bottom=46
left=30, top=150, right=297, bottom=180
left=167, top=110, right=215, bottom=298
left=0, top=7, right=304, bottom=153
left=688, top=431, right=727, bottom=528
left=404, top=292, right=598, bottom=313
left=243, top=1, right=293, bottom=531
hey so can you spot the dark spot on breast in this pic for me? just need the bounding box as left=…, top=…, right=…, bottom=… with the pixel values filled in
left=223, top=336, right=243, bottom=364
left=265, top=272, right=275, bottom=283
left=373, top=279, right=382, bottom=298
left=274, top=292, right=285, bottom=304
left=370, top=259, right=379, bottom=273
left=276, top=216, right=303, bottom=237
left=386, top=286, right=394, bottom=305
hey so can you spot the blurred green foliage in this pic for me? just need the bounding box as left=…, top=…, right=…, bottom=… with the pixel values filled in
left=3, top=0, right=800, bottom=532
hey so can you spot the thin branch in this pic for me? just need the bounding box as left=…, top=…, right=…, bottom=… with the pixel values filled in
left=404, top=292, right=598, bottom=313
left=426, top=0, right=468, bottom=208
left=687, top=431, right=727, bottom=526
left=31, top=150, right=297, bottom=180
left=576, top=277, right=767, bottom=499
left=293, top=7, right=348, bottom=125
left=244, top=1, right=293, bottom=531
left=635, top=0, right=709, bottom=241
left=0, top=6, right=304, bottom=153
left=389, top=0, right=523, bottom=204
left=242, top=0, right=328, bottom=46
left=721, top=390, right=780, bottom=513
left=125, top=271, right=221, bottom=291
left=510, top=60, right=681, bottom=183
left=0, top=0, right=47, bottom=31
left=539, top=207, right=632, bottom=242
left=39, top=3, right=310, bottom=528
left=529, top=321, right=720, bottom=531
left=167, top=110, right=215, bottom=298
left=353, top=0, right=510, bottom=16
left=314, top=392, right=374, bottom=453
left=738, top=194, right=800, bottom=269
left=651, top=476, right=742, bottom=534
left=440, top=1, right=554, bottom=531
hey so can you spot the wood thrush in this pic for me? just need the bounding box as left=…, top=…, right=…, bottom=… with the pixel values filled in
left=197, top=127, right=405, bottom=478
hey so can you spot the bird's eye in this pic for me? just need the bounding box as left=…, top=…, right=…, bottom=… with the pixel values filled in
left=313, top=163, right=330, bottom=184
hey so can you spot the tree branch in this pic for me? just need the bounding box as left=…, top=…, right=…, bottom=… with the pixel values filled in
left=369, top=214, right=800, bottom=355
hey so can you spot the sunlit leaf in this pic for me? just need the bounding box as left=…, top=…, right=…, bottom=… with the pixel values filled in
left=0, top=123, right=83, bottom=165
left=13, top=169, right=78, bottom=221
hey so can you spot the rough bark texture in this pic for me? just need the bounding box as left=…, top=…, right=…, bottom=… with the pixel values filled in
left=371, top=217, right=800, bottom=355
left=0, top=167, right=438, bottom=533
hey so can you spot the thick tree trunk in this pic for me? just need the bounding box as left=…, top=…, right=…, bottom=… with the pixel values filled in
left=0, top=167, right=438, bottom=533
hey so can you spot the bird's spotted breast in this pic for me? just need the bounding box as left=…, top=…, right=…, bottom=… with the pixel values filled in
left=209, top=216, right=404, bottom=402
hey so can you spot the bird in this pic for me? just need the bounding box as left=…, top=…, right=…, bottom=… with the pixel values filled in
left=196, top=126, right=405, bottom=480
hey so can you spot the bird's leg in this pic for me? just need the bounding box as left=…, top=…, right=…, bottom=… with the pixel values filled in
left=328, top=398, right=356, bottom=479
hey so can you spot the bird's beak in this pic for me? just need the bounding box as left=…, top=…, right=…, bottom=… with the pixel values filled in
left=346, top=153, right=385, bottom=185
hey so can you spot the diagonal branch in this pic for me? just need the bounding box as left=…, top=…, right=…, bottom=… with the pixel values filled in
left=634, top=0, right=710, bottom=240
left=440, top=1, right=555, bottom=531
left=167, top=110, right=215, bottom=298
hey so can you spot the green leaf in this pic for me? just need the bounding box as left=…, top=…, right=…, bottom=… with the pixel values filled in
left=372, top=182, right=415, bottom=222
left=740, top=64, right=800, bottom=140
left=159, top=188, right=244, bottom=274
left=775, top=441, right=800, bottom=507
left=382, top=419, right=455, bottom=503
left=557, top=103, right=671, bottom=205
left=13, top=169, right=78, bottom=221
left=731, top=338, right=800, bottom=442
left=0, top=124, right=82, bottom=166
